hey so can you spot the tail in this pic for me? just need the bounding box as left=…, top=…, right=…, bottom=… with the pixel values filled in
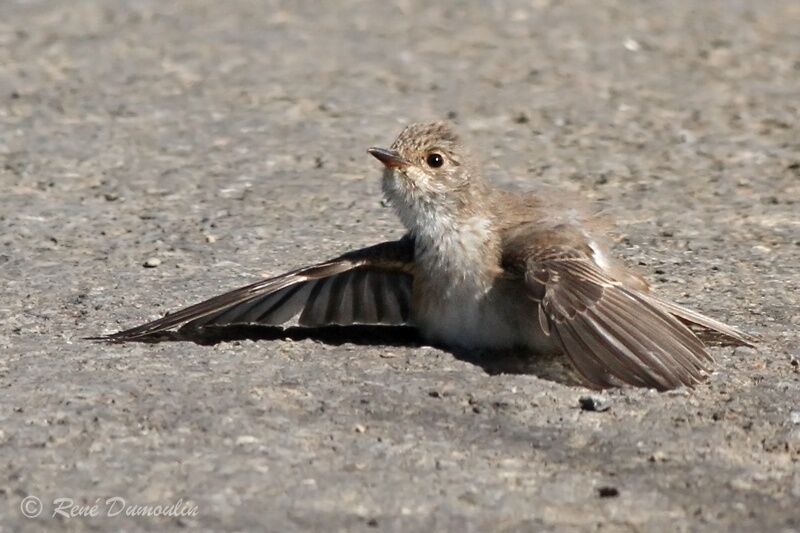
left=643, top=294, right=758, bottom=347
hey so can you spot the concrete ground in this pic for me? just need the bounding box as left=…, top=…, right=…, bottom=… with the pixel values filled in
left=1, top=0, right=798, bottom=531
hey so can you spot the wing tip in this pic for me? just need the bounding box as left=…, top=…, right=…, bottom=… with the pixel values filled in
left=83, top=334, right=120, bottom=343
left=83, top=322, right=186, bottom=343
left=82, top=332, right=145, bottom=343
left=83, top=330, right=145, bottom=343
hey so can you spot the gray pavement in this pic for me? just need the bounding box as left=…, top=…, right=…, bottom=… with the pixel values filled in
left=1, top=0, right=798, bottom=531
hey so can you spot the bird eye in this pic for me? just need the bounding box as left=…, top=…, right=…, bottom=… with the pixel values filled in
left=426, top=153, right=444, bottom=168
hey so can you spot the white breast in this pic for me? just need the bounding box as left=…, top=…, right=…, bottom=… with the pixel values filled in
left=413, top=214, right=493, bottom=288
left=411, top=215, right=554, bottom=352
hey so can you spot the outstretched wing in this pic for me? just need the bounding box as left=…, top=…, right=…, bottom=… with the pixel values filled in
left=97, top=236, right=415, bottom=341
left=503, top=226, right=715, bottom=390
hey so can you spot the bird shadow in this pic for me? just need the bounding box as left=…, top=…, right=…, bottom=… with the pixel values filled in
left=119, top=324, right=586, bottom=385
left=184, top=324, right=421, bottom=347
left=111, top=324, right=748, bottom=388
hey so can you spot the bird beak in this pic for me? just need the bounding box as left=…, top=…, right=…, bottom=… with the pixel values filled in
left=368, top=147, right=408, bottom=169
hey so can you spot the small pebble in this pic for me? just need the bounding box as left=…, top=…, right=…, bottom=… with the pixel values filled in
left=235, top=435, right=258, bottom=446
left=354, top=424, right=366, bottom=433
left=579, top=395, right=611, bottom=412
left=648, top=451, right=668, bottom=463
left=598, top=486, right=620, bottom=498
left=623, top=38, right=641, bottom=52
left=751, top=245, right=771, bottom=254
left=513, top=111, right=530, bottom=124
left=790, top=411, right=800, bottom=425
left=143, top=257, right=161, bottom=268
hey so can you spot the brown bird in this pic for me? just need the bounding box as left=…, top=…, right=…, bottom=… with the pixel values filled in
left=98, top=122, right=756, bottom=390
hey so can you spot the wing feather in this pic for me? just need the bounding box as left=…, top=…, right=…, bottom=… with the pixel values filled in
left=640, top=293, right=758, bottom=346
left=96, top=236, right=415, bottom=341
left=299, top=276, right=334, bottom=327
left=508, top=231, right=718, bottom=389
left=542, top=261, right=713, bottom=390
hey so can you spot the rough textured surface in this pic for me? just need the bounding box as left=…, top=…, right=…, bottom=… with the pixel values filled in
left=1, top=0, right=798, bottom=531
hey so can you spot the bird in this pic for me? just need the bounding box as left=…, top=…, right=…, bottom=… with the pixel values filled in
left=96, top=121, right=756, bottom=390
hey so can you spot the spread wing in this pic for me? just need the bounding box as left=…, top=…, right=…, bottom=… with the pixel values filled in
left=503, top=227, right=714, bottom=390
left=97, top=236, right=415, bottom=341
